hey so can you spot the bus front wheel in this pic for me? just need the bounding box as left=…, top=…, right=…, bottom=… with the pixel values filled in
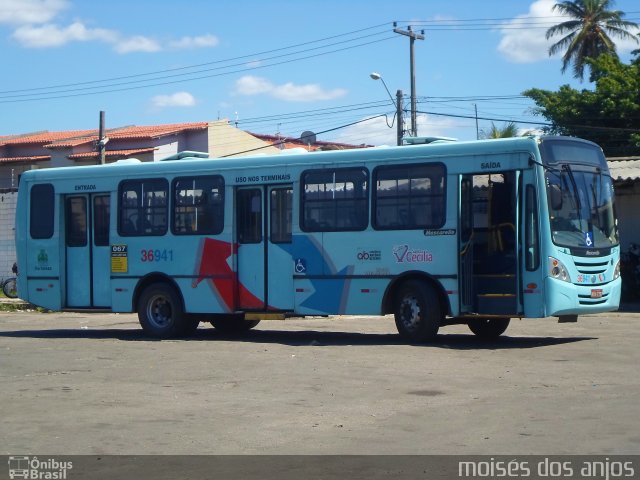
left=137, top=283, right=189, bottom=339
left=468, top=318, right=510, bottom=339
left=394, top=281, right=441, bottom=342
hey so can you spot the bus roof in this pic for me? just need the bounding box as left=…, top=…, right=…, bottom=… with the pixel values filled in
left=19, top=136, right=553, bottom=183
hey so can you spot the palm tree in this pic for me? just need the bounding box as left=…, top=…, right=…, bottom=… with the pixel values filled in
left=481, top=122, right=519, bottom=139
left=546, top=0, right=638, bottom=80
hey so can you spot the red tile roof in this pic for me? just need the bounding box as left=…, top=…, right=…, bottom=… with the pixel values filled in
left=67, top=148, right=157, bottom=160
left=108, top=122, right=209, bottom=140
left=0, top=122, right=210, bottom=149
left=0, top=155, right=50, bottom=164
left=0, top=130, right=95, bottom=146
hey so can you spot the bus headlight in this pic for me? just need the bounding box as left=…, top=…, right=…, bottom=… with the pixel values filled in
left=549, top=257, right=571, bottom=283
left=613, top=260, right=621, bottom=279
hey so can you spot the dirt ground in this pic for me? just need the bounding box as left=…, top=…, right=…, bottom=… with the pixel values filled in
left=0, top=310, right=639, bottom=455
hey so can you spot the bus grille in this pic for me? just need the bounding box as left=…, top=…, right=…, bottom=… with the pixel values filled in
left=578, top=291, right=609, bottom=306
left=574, top=260, right=608, bottom=275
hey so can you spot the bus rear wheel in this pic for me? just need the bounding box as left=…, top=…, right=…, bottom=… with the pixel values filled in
left=394, top=281, right=441, bottom=342
left=468, top=318, right=510, bottom=339
left=210, top=316, right=260, bottom=334
left=137, top=283, right=188, bottom=339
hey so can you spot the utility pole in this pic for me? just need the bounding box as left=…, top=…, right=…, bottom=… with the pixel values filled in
left=393, top=23, right=424, bottom=138
left=396, top=90, right=404, bottom=146
left=474, top=104, right=480, bottom=140
left=97, top=111, right=108, bottom=165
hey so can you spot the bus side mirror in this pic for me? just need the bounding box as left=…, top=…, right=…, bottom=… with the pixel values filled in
left=549, top=184, right=562, bottom=210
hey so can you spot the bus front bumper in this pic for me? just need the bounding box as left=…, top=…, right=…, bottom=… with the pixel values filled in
left=545, top=276, right=621, bottom=316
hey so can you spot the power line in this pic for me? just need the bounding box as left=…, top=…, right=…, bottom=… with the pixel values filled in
left=0, top=22, right=392, bottom=96
left=220, top=114, right=388, bottom=157
left=0, top=35, right=397, bottom=103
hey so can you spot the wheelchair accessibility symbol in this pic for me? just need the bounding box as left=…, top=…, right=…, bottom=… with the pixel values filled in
left=295, top=258, right=306, bottom=274
left=584, top=231, right=594, bottom=247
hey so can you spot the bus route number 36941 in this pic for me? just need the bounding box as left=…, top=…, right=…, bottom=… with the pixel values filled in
left=140, top=249, right=174, bottom=262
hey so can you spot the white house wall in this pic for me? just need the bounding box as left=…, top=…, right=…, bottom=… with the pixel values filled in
left=0, top=190, right=17, bottom=279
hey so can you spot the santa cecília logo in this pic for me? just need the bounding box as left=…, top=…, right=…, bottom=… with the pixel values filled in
left=393, top=245, right=433, bottom=263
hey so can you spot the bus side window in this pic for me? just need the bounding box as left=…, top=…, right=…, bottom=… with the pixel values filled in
left=525, top=184, right=540, bottom=271
left=373, top=163, right=446, bottom=230
left=301, top=168, right=368, bottom=232
left=30, top=183, right=55, bottom=239
left=118, top=179, right=168, bottom=236
left=172, top=175, right=225, bottom=235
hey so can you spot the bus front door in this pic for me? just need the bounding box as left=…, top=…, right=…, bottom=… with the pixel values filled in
left=235, top=185, right=294, bottom=311
left=459, top=175, right=474, bottom=313
left=64, top=194, right=111, bottom=308
left=459, top=172, right=520, bottom=316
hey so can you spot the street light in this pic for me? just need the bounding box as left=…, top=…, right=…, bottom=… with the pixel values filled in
left=370, top=72, right=403, bottom=146
left=370, top=72, right=395, bottom=107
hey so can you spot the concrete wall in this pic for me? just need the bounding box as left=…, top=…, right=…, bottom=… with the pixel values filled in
left=0, top=163, right=47, bottom=189
left=0, top=189, right=17, bottom=280
left=614, top=182, right=640, bottom=251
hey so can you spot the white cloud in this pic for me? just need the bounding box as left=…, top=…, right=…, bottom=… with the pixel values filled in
left=11, top=21, right=164, bottom=54
left=2, top=0, right=217, bottom=54
left=12, top=21, right=117, bottom=48
left=272, top=82, right=347, bottom=102
left=234, top=75, right=347, bottom=102
left=169, top=34, right=219, bottom=49
left=335, top=113, right=458, bottom=147
left=150, top=91, right=196, bottom=108
left=498, top=0, right=640, bottom=63
left=0, top=0, right=68, bottom=25
left=497, top=0, right=563, bottom=63
left=616, top=25, right=640, bottom=53
left=114, top=35, right=161, bottom=54
left=235, top=75, right=273, bottom=95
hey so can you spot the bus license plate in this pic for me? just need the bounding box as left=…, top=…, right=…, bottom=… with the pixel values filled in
left=591, top=289, right=603, bottom=299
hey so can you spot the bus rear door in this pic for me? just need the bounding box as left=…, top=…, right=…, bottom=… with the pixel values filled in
left=235, top=185, right=293, bottom=311
left=64, top=193, right=111, bottom=308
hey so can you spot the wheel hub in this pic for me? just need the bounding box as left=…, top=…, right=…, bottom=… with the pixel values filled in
left=400, top=296, right=421, bottom=330
left=147, top=295, right=172, bottom=328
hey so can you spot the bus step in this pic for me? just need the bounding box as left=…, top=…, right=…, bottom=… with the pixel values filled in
left=476, top=294, right=518, bottom=315
left=474, top=274, right=516, bottom=295
left=244, top=312, right=286, bottom=321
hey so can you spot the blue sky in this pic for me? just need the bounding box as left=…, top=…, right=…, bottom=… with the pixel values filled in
left=1, top=0, right=639, bottom=148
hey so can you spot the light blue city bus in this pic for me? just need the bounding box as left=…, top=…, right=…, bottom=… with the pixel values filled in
left=14, top=135, right=621, bottom=341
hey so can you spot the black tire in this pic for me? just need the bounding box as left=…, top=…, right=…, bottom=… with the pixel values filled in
left=137, top=283, right=187, bottom=338
left=3, top=278, right=17, bottom=298
left=394, top=280, right=441, bottom=342
left=210, top=315, right=260, bottom=334
left=182, top=315, right=201, bottom=336
left=468, top=318, right=510, bottom=339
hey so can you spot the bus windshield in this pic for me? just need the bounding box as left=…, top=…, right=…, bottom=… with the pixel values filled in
left=541, top=139, right=618, bottom=249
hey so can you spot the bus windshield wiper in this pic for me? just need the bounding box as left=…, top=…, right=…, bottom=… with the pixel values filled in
left=561, top=164, right=580, bottom=211
left=561, top=163, right=584, bottom=230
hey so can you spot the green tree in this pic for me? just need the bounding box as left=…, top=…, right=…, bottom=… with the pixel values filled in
left=481, top=122, right=520, bottom=139
left=546, top=0, right=638, bottom=80
left=524, top=52, right=640, bottom=156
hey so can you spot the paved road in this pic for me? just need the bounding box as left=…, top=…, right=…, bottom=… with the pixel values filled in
left=0, top=310, right=639, bottom=455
